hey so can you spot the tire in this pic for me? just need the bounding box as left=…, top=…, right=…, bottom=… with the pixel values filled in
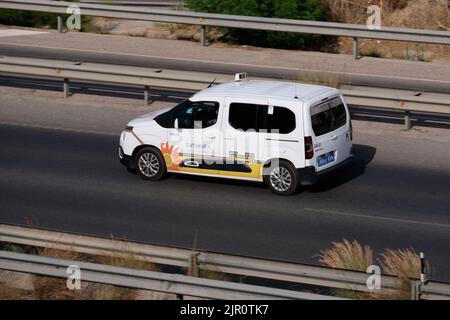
left=265, top=160, right=299, bottom=196
left=135, top=147, right=166, bottom=181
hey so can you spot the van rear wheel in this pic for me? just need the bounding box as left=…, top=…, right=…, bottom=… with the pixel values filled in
left=265, top=160, right=299, bottom=196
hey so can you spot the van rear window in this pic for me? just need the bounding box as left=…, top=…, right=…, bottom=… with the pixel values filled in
left=311, top=97, right=347, bottom=137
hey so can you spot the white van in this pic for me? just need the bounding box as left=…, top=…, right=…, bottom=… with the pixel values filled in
left=119, top=78, right=353, bottom=195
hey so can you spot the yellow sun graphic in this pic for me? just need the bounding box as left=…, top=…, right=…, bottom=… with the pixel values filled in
left=160, top=142, right=181, bottom=171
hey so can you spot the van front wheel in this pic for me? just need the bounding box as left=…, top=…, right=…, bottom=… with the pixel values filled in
left=135, top=147, right=166, bottom=181
left=265, top=160, right=299, bottom=196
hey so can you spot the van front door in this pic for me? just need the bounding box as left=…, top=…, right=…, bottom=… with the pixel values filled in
left=168, top=100, right=222, bottom=176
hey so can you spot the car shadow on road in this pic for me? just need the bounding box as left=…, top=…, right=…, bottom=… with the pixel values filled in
left=168, top=144, right=376, bottom=194
left=306, top=144, right=376, bottom=193
left=170, top=172, right=267, bottom=190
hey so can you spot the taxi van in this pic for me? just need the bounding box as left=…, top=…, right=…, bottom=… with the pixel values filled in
left=119, top=75, right=353, bottom=195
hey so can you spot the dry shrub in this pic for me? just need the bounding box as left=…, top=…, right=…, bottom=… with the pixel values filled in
left=385, top=0, right=449, bottom=30
left=318, top=239, right=373, bottom=271
left=380, top=248, right=421, bottom=280
left=318, top=239, right=376, bottom=299
left=0, top=282, right=34, bottom=300
left=321, top=0, right=377, bottom=24
left=93, top=251, right=159, bottom=300
left=322, top=0, right=449, bottom=60
left=379, top=248, right=423, bottom=299
left=321, top=0, right=449, bottom=30
left=33, top=247, right=158, bottom=300
left=318, top=241, right=426, bottom=300
left=32, top=247, right=85, bottom=299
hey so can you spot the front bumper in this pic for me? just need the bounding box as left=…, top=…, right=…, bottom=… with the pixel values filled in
left=298, top=156, right=354, bottom=185
left=119, top=146, right=134, bottom=169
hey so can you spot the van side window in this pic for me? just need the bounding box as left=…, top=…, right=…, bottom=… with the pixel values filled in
left=268, top=106, right=295, bottom=134
left=155, top=100, right=189, bottom=128
left=229, top=103, right=261, bottom=131
left=311, top=97, right=347, bottom=136
left=173, top=101, right=219, bottom=129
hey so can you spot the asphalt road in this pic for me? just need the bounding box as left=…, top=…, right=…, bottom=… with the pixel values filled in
left=1, top=40, right=449, bottom=93
left=1, top=120, right=450, bottom=281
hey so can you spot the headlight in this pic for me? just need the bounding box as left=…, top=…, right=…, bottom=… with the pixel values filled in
left=124, top=125, right=133, bottom=132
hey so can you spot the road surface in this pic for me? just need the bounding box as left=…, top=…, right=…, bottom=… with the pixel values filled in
left=1, top=29, right=449, bottom=93
left=1, top=85, right=450, bottom=281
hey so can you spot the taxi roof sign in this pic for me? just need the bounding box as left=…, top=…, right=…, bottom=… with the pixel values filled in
left=234, top=73, right=247, bottom=82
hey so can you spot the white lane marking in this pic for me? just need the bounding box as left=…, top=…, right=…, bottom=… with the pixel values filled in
left=0, top=121, right=117, bottom=137
left=2, top=42, right=450, bottom=84
left=0, top=29, right=48, bottom=38
left=305, top=207, right=450, bottom=230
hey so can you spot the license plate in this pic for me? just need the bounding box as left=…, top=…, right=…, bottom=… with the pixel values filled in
left=317, top=152, right=335, bottom=167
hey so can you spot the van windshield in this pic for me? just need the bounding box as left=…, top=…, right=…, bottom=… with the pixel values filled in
left=310, top=97, right=347, bottom=137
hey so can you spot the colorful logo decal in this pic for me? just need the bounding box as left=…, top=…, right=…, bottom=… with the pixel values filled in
left=160, top=142, right=264, bottom=180
left=160, top=142, right=181, bottom=171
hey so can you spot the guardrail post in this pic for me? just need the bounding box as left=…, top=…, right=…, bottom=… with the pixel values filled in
left=63, top=78, right=70, bottom=99
left=410, top=279, right=421, bottom=300
left=57, top=16, right=63, bottom=33
left=404, top=110, right=412, bottom=130
left=352, top=37, right=360, bottom=60
left=200, top=26, right=206, bottom=46
left=144, top=85, right=150, bottom=106
left=188, top=252, right=199, bottom=277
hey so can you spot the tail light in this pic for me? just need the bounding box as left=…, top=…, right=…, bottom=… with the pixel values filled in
left=305, top=136, right=314, bottom=159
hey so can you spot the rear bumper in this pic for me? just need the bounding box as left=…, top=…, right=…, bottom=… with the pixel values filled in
left=298, top=156, right=354, bottom=185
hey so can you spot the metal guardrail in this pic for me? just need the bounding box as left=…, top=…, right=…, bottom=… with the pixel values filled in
left=1, top=0, right=449, bottom=59
left=1, top=55, right=449, bottom=130
left=80, top=0, right=183, bottom=8
left=340, top=89, right=450, bottom=129
left=421, top=282, right=450, bottom=300
left=2, top=224, right=450, bottom=299
left=0, top=250, right=340, bottom=300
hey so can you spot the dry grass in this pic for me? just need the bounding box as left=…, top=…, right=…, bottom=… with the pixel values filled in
left=321, top=0, right=448, bottom=30
left=380, top=248, right=421, bottom=281
left=0, top=245, right=162, bottom=300
left=95, top=250, right=159, bottom=300
left=321, top=0, right=410, bottom=24
left=96, top=251, right=158, bottom=272
left=32, top=247, right=86, bottom=299
left=0, top=285, right=34, bottom=300
left=198, top=268, right=231, bottom=282
left=321, top=0, right=449, bottom=61
left=379, top=248, right=423, bottom=299
left=321, top=0, right=378, bottom=24
left=296, top=71, right=341, bottom=88
left=318, top=240, right=425, bottom=300
left=317, top=239, right=376, bottom=299
left=317, top=239, right=373, bottom=272
left=385, top=0, right=449, bottom=30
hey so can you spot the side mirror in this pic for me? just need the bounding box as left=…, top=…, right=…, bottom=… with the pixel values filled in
left=174, top=118, right=179, bottom=129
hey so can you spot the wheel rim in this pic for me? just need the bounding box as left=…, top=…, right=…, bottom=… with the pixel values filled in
left=269, top=167, right=292, bottom=192
left=138, top=153, right=160, bottom=177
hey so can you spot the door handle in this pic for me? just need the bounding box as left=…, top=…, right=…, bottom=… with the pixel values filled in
left=206, top=135, right=216, bottom=140
left=330, top=135, right=338, bottom=141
